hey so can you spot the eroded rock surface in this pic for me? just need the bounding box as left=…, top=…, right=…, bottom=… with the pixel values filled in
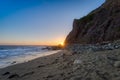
left=65, top=0, right=120, bottom=44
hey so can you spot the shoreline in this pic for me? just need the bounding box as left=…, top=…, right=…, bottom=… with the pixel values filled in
left=0, top=50, right=61, bottom=69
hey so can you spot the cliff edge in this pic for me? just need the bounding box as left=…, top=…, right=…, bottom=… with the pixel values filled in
left=65, top=0, right=120, bottom=45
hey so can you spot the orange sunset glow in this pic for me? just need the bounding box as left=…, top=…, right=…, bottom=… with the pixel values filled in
left=0, top=37, right=65, bottom=46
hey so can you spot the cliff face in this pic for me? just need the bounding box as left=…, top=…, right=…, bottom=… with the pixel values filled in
left=65, top=0, right=120, bottom=45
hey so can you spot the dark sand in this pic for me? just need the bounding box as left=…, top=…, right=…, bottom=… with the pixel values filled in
left=0, top=49, right=120, bottom=80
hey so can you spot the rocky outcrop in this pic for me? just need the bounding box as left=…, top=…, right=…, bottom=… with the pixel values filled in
left=65, top=40, right=120, bottom=54
left=65, top=0, right=120, bottom=45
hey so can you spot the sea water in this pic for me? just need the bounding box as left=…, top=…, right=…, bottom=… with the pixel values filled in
left=0, top=45, right=60, bottom=68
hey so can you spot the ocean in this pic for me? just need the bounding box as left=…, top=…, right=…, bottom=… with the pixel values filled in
left=0, top=45, right=60, bottom=68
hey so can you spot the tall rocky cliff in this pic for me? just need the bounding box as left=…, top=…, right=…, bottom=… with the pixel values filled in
left=65, top=0, right=120, bottom=45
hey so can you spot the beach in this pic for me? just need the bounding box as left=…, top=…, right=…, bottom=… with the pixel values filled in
left=0, top=48, right=120, bottom=80
left=0, top=0, right=120, bottom=80
left=0, top=50, right=67, bottom=80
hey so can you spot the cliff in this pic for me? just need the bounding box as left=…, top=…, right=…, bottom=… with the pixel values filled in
left=65, top=0, right=120, bottom=45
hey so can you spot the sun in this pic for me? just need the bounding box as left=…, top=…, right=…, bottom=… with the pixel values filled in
left=59, top=42, right=64, bottom=46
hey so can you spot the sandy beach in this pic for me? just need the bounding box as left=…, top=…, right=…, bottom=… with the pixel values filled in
left=0, top=0, right=120, bottom=80
left=0, top=48, right=120, bottom=80
left=0, top=50, right=68, bottom=80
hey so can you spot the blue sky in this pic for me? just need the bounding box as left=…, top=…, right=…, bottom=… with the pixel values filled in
left=0, top=0, right=105, bottom=45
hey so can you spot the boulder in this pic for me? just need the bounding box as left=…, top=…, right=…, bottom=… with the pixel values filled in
left=114, top=61, right=120, bottom=68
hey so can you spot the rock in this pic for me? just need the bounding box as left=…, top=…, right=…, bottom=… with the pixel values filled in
left=95, top=70, right=110, bottom=80
left=65, top=0, right=120, bottom=45
left=2, top=72, right=10, bottom=76
left=73, top=65, right=80, bottom=71
left=114, top=61, right=120, bottom=68
left=86, top=48, right=93, bottom=54
left=8, top=74, right=19, bottom=79
left=115, top=45, right=119, bottom=49
left=21, top=71, right=34, bottom=77
left=38, top=65, right=45, bottom=68
left=107, top=56, right=118, bottom=61
left=59, top=53, right=64, bottom=57
left=11, top=61, right=16, bottom=64
left=73, top=59, right=82, bottom=71
left=70, top=76, right=82, bottom=80
left=73, top=59, right=82, bottom=64
left=66, top=40, right=120, bottom=53
left=45, top=75, right=54, bottom=78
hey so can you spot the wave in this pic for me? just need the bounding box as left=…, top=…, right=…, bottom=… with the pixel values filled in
left=0, top=45, right=46, bottom=59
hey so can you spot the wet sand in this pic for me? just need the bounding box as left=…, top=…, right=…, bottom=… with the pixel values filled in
left=0, top=50, right=60, bottom=68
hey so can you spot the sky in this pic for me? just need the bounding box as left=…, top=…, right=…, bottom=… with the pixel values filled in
left=0, top=0, right=105, bottom=45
